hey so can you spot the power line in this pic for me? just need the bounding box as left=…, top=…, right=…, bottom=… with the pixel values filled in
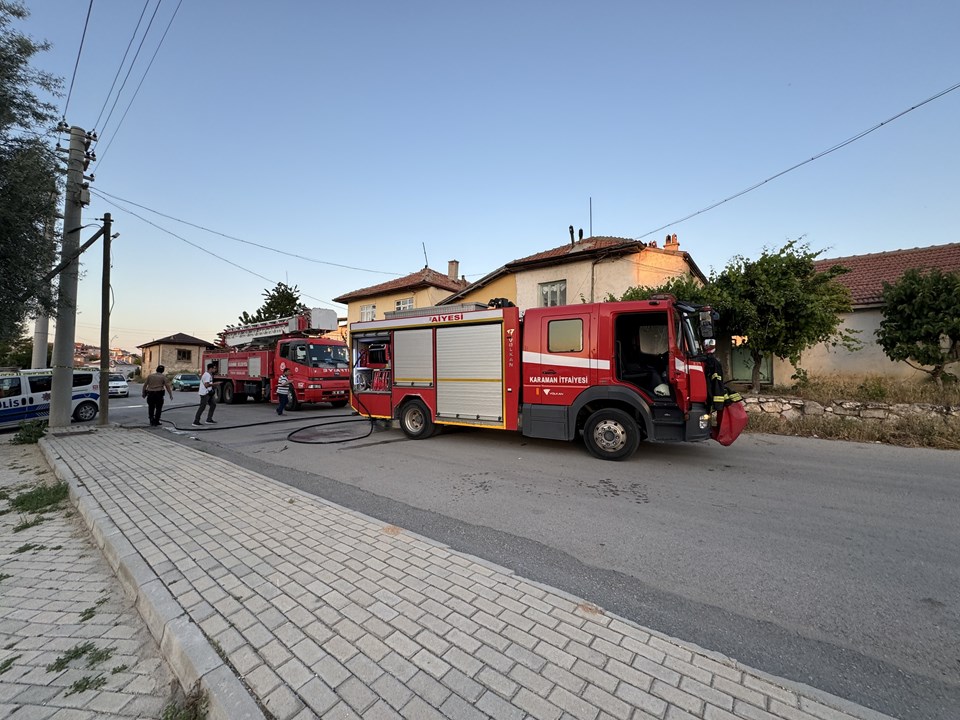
left=92, top=0, right=151, bottom=133
left=93, top=188, right=402, bottom=276
left=89, top=188, right=344, bottom=309
left=95, top=0, right=183, bottom=171
left=62, top=0, right=95, bottom=119
left=635, top=79, right=960, bottom=240
left=92, top=0, right=164, bottom=153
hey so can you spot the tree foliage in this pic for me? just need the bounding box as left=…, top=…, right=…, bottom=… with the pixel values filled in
left=0, top=1, right=62, bottom=344
left=0, top=336, right=50, bottom=368
left=875, top=268, right=960, bottom=386
left=238, top=283, right=308, bottom=325
left=607, top=274, right=714, bottom=305
left=712, top=240, right=858, bottom=388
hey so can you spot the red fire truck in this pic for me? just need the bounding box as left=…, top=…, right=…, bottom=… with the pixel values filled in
left=349, top=297, right=744, bottom=460
left=203, top=308, right=350, bottom=409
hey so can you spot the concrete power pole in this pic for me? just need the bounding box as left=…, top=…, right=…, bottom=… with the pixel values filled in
left=31, top=221, right=58, bottom=369
left=98, top=213, right=112, bottom=426
left=49, top=127, right=91, bottom=428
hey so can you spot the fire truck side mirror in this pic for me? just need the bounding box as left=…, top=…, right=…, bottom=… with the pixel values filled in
left=699, top=310, right=715, bottom=339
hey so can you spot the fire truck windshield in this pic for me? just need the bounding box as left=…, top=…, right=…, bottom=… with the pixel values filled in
left=308, top=344, right=350, bottom=368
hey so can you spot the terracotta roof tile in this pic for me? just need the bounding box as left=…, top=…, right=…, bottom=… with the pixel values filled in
left=508, top=237, right=643, bottom=266
left=333, top=267, right=467, bottom=303
left=815, top=242, right=960, bottom=306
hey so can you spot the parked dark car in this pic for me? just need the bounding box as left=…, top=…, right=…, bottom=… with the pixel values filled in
left=172, top=373, right=201, bottom=391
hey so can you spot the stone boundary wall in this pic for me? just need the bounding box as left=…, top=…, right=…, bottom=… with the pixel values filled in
left=743, top=395, right=960, bottom=424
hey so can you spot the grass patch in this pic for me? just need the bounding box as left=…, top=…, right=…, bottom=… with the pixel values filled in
left=162, top=682, right=209, bottom=720
left=0, top=655, right=20, bottom=674
left=13, top=543, right=45, bottom=554
left=13, top=515, right=45, bottom=532
left=747, top=412, right=960, bottom=450
left=0, top=573, right=11, bottom=582
left=111, top=664, right=128, bottom=674
left=9, top=482, right=68, bottom=513
left=46, top=641, right=96, bottom=672
left=66, top=674, right=107, bottom=695
left=11, top=420, right=47, bottom=444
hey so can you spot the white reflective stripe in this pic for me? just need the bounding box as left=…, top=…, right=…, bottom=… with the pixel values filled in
left=673, top=358, right=705, bottom=374
left=522, top=351, right=610, bottom=371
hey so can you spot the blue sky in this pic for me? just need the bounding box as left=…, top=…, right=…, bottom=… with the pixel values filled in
left=18, top=1, right=960, bottom=352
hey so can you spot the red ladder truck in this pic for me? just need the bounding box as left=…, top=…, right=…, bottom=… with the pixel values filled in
left=349, top=297, right=745, bottom=460
left=203, top=308, right=350, bottom=409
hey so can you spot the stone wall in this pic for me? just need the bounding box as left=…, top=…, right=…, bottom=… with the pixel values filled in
left=743, top=395, right=960, bottom=425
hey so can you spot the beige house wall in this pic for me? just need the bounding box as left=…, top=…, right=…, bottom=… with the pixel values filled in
left=771, top=309, right=960, bottom=382
left=140, top=343, right=206, bottom=376
left=454, top=274, right=517, bottom=307
left=343, top=286, right=460, bottom=328
left=515, top=250, right=695, bottom=308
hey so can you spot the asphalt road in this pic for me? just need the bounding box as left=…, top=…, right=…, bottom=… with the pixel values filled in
left=104, top=395, right=959, bottom=719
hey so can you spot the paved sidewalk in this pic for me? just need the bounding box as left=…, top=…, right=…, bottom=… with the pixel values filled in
left=38, top=427, right=895, bottom=720
left=0, top=438, right=181, bottom=719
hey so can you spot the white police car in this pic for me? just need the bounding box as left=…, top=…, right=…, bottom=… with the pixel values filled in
left=0, top=369, right=100, bottom=430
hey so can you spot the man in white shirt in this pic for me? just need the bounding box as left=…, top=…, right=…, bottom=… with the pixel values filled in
left=192, top=362, right=218, bottom=426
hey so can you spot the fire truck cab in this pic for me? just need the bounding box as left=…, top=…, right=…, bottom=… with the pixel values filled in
left=350, top=297, right=722, bottom=460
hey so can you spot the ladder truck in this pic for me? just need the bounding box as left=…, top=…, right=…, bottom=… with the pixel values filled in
left=203, top=308, right=350, bottom=409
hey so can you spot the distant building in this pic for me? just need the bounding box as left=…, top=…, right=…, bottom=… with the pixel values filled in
left=137, top=333, right=215, bottom=375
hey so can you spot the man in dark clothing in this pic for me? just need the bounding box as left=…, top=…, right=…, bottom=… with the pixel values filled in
left=142, top=365, right=173, bottom=426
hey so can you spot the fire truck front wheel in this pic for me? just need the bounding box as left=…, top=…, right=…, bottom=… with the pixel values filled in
left=399, top=399, right=434, bottom=439
left=583, top=408, right=640, bottom=460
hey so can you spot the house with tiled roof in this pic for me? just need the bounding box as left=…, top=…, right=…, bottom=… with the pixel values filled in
left=333, top=262, right=469, bottom=326
left=137, top=333, right=215, bottom=376
left=772, top=242, right=960, bottom=380
left=441, top=231, right=705, bottom=309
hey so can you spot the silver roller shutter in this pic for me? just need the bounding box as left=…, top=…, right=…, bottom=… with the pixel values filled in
left=394, top=328, right=434, bottom=387
left=436, top=324, right=503, bottom=423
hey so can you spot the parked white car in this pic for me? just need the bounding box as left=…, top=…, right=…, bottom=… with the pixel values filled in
left=108, top=373, right=129, bottom=398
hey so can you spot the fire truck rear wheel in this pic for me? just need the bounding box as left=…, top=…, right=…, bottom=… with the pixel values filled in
left=399, top=399, right=434, bottom=439
left=221, top=383, right=234, bottom=404
left=583, top=408, right=640, bottom=460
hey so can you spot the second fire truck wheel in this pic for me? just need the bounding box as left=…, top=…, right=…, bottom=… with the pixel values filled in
left=583, top=408, right=640, bottom=460
left=399, top=399, right=434, bottom=439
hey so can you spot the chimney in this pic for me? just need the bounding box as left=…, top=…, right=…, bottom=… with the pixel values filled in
left=447, top=260, right=460, bottom=281
left=569, top=225, right=575, bottom=245
left=665, top=233, right=680, bottom=250
left=578, top=228, right=583, bottom=241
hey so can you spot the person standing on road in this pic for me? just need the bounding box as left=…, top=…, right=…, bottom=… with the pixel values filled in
left=275, top=367, right=291, bottom=415
left=192, top=363, right=218, bottom=426
left=142, top=365, right=173, bottom=427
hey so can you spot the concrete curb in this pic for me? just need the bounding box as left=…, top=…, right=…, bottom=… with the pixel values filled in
left=39, top=434, right=265, bottom=720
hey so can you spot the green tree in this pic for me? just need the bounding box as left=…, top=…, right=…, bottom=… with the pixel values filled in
left=713, top=240, right=858, bottom=388
left=607, top=274, right=714, bottom=305
left=238, top=282, right=308, bottom=325
left=0, top=336, right=51, bottom=368
left=875, top=268, right=960, bottom=387
left=0, top=1, right=62, bottom=344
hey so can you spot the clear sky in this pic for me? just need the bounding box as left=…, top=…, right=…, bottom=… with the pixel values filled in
left=17, top=1, right=960, bottom=353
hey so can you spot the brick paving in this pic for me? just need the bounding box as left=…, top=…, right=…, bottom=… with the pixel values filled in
left=0, top=437, right=181, bottom=719
left=33, top=426, right=894, bottom=720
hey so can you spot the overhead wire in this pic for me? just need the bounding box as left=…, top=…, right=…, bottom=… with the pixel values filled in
left=92, top=188, right=402, bottom=275
left=95, top=0, right=184, bottom=171
left=62, top=0, right=94, bottom=119
left=92, top=0, right=164, bottom=155
left=89, top=187, right=344, bottom=309
left=91, top=0, right=151, bottom=133
left=635, top=79, right=960, bottom=240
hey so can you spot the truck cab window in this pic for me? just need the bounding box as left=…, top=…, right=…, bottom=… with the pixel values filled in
left=548, top=319, right=582, bottom=353
left=279, top=344, right=289, bottom=359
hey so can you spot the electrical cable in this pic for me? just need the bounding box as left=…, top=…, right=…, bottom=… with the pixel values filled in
left=92, top=0, right=164, bottom=153
left=62, top=0, right=94, bottom=120
left=93, top=188, right=402, bottom=276
left=91, top=0, right=151, bottom=133
left=635, top=79, right=960, bottom=240
left=95, top=0, right=184, bottom=172
left=89, top=187, right=344, bottom=309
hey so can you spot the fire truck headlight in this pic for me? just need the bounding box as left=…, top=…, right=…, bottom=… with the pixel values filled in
left=699, top=414, right=711, bottom=430
left=308, top=384, right=322, bottom=389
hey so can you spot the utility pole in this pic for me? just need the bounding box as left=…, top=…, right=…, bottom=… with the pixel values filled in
left=49, top=126, right=92, bottom=428
left=98, top=213, right=112, bottom=426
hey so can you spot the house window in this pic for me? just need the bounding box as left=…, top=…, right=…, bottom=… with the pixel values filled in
left=548, top=319, right=583, bottom=353
left=539, top=280, right=566, bottom=307
left=360, top=304, right=376, bottom=321
left=395, top=297, right=414, bottom=312
left=176, top=349, right=192, bottom=362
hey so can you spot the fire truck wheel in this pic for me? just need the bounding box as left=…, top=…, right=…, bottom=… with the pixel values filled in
left=330, top=400, right=349, bottom=409
left=583, top=408, right=640, bottom=460
left=287, top=391, right=300, bottom=411
left=221, top=383, right=234, bottom=404
left=399, top=399, right=434, bottom=439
